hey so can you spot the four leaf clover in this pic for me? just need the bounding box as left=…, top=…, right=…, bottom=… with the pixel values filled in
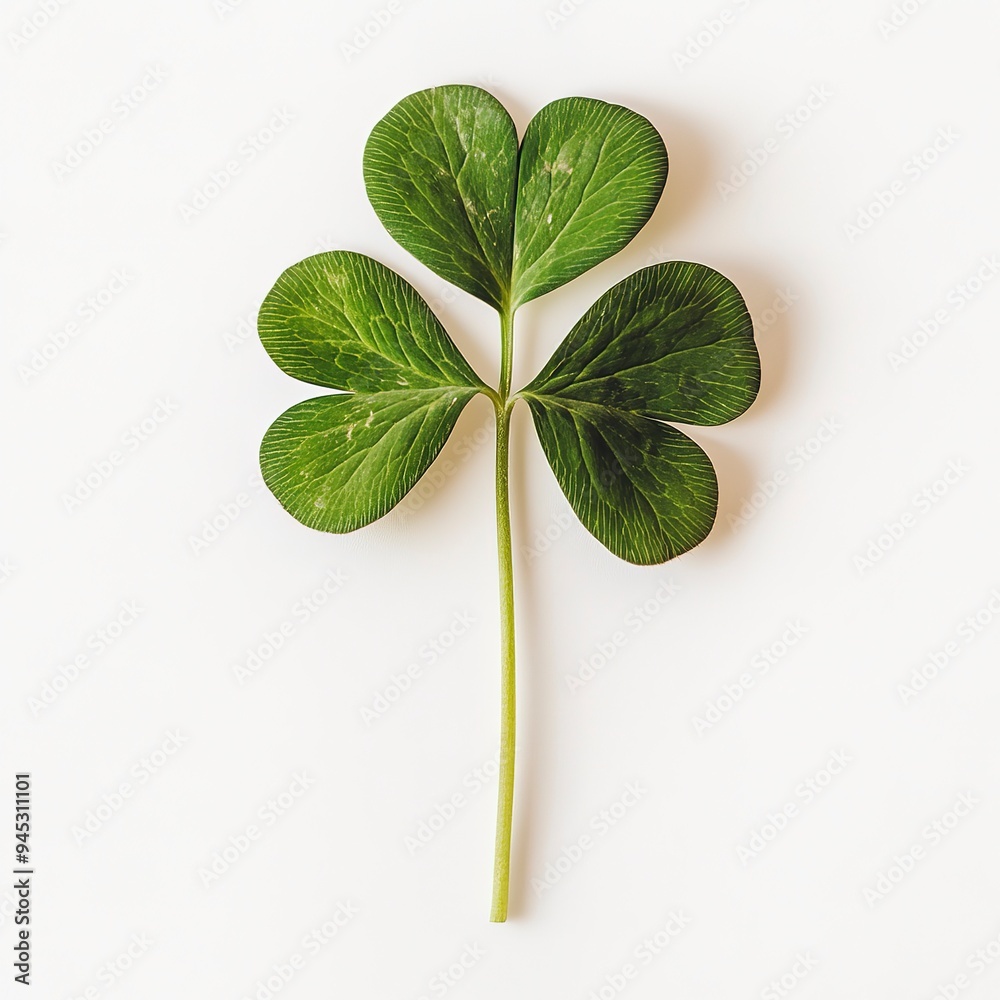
left=257, top=85, right=760, bottom=920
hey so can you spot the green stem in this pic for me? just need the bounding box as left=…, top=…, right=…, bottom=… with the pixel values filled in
left=490, top=306, right=516, bottom=922
left=498, top=306, right=514, bottom=400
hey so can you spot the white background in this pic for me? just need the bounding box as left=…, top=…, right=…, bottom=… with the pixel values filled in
left=3, top=0, right=1000, bottom=997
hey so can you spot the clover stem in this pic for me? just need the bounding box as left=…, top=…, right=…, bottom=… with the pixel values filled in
left=498, top=304, right=514, bottom=400
left=490, top=306, right=516, bottom=922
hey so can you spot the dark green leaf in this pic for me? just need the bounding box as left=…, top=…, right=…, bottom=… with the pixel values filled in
left=523, top=395, right=718, bottom=564
left=261, top=389, right=479, bottom=533
left=258, top=250, right=485, bottom=393
left=512, top=98, right=667, bottom=308
left=363, top=85, right=518, bottom=310
left=522, top=260, right=757, bottom=562
left=524, top=261, right=759, bottom=425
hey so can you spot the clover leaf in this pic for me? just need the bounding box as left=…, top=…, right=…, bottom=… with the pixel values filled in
left=257, top=86, right=760, bottom=921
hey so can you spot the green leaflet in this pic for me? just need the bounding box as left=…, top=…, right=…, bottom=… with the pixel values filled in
left=363, top=85, right=518, bottom=311
left=258, top=250, right=485, bottom=392
left=524, top=261, right=759, bottom=425
left=258, top=250, right=486, bottom=532
left=512, top=98, right=668, bottom=308
left=521, top=261, right=758, bottom=564
left=260, top=389, right=478, bottom=533
left=363, top=87, right=667, bottom=313
left=523, top=396, right=718, bottom=565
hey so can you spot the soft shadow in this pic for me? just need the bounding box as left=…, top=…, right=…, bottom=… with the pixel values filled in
left=377, top=395, right=495, bottom=539
left=426, top=293, right=499, bottom=394
left=621, top=96, right=719, bottom=245
left=680, top=256, right=796, bottom=550
left=503, top=402, right=553, bottom=919
left=689, top=435, right=757, bottom=555
left=709, top=256, right=795, bottom=421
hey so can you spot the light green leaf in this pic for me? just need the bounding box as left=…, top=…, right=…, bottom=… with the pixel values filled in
left=524, top=261, right=759, bottom=425
left=260, top=389, right=478, bottom=533
left=522, top=395, right=718, bottom=565
left=363, top=85, right=518, bottom=311
left=257, top=250, right=486, bottom=531
left=512, top=98, right=667, bottom=308
left=258, top=250, right=485, bottom=393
